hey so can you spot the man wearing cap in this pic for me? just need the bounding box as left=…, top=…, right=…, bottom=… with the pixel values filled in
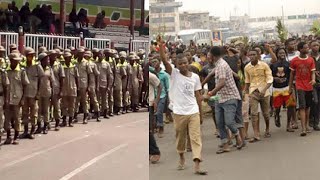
left=61, top=52, right=79, bottom=127
left=74, top=49, right=94, bottom=124
left=0, top=46, right=9, bottom=69
left=139, top=49, right=149, bottom=108
left=4, top=53, right=30, bottom=145
left=0, top=61, right=9, bottom=148
left=38, top=53, right=55, bottom=134
left=38, top=46, right=48, bottom=56
left=49, top=50, right=65, bottom=130
left=128, top=55, right=141, bottom=112
left=85, top=50, right=101, bottom=122
left=113, top=53, right=126, bottom=115
left=105, top=49, right=116, bottom=116
left=135, top=54, right=144, bottom=108
left=96, top=50, right=112, bottom=118
left=9, top=44, right=17, bottom=53
left=119, top=51, right=130, bottom=114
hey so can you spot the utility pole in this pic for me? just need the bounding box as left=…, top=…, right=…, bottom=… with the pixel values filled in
left=60, top=0, right=65, bottom=35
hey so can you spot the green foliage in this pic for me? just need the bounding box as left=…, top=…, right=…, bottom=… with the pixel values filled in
left=310, top=20, right=320, bottom=36
left=276, top=19, right=288, bottom=43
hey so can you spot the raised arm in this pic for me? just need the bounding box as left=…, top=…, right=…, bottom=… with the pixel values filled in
left=158, top=36, right=173, bottom=75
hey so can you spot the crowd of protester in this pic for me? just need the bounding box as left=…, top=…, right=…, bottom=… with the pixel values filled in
left=148, top=33, right=320, bottom=175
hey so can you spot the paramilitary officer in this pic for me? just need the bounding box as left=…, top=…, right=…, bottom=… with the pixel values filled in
left=0, top=62, right=9, bottom=148
left=0, top=46, right=9, bottom=69
left=119, top=51, right=130, bottom=114
left=105, top=49, right=115, bottom=117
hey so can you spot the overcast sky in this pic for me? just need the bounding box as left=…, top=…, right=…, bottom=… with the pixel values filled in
left=146, top=0, right=320, bottom=20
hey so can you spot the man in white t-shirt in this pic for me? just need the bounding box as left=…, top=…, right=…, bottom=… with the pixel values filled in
left=158, top=36, right=207, bottom=175
left=286, top=38, right=300, bottom=62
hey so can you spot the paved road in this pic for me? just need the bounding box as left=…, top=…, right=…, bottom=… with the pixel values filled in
left=150, top=110, right=320, bottom=180
left=0, top=110, right=148, bottom=180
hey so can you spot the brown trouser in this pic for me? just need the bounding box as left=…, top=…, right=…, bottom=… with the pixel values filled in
left=76, top=88, right=89, bottom=114
left=173, top=113, right=202, bottom=161
left=108, top=87, right=114, bottom=113
left=113, top=89, right=123, bottom=107
left=38, top=97, right=50, bottom=124
left=51, top=94, right=61, bottom=119
left=5, top=105, right=20, bottom=131
left=0, top=96, right=4, bottom=136
left=249, top=92, right=270, bottom=122
left=98, top=87, right=108, bottom=111
left=122, top=90, right=129, bottom=107
left=62, top=96, right=76, bottom=117
left=22, top=97, right=37, bottom=126
left=130, top=86, right=140, bottom=105
left=88, top=89, right=99, bottom=112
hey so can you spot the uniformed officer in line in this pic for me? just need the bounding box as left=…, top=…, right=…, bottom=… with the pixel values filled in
left=119, top=51, right=130, bottom=114
left=0, top=61, right=9, bottom=148
left=48, top=50, right=65, bottom=130
left=84, top=50, right=101, bottom=122
left=105, top=49, right=115, bottom=117
left=130, top=55, right=143, bottom=112
left=38, top=46, right=48, bottom=56
left=54, top=49, right=64, bottom=64
left=70, top=47, right=77, bottom=59
left=113, top=52, right=126, bottom=115
left=4, top=53, right=30, bottom=145
left=37, top=53, right=55, bottom=134
left=0, top=46, right=9, bottom=68
left=9, top=44, right=17, bottom=54
left=61, top=52, right=79, bottom=127
left=136, top=50, right=145, bottom=107
left=74, top=49, right=93, bottom=124
left=96, top=50, right=112, bottom=118
left=21, top=47, right=45, bottom=139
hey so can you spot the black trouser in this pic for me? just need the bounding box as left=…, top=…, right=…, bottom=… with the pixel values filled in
left=149, top=106, right=160, bottom=155
left=310, top=88, right=320, bottom=128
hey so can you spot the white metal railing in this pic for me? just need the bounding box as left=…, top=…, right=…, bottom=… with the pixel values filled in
left=24, top=34, right=81, bottom=54
left=0, top=32, right=19, bottom=57
left=130, top=39, right=149, bottom=55
left=84, top=38, right=111, bottom=50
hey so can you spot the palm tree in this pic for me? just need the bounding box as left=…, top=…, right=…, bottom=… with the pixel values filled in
left=310, top=20, right=320, bottom=36
left=276, top=19, right=288, bottom=43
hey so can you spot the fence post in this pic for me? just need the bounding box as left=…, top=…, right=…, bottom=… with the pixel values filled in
left=80, top=32, right=84, bottom=46
left=18, top=26, right=24, bottom=53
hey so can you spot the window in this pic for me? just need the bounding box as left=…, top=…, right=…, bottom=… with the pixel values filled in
left=146, top=15, right=149, bottom=24
left=151, top=17, right=175, bottom=23
left=111, top=11, right=121, bottom=22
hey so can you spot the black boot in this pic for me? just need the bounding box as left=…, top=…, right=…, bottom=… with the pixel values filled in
left=73, top=113, right=78, bottom=123
left=12, top=131, right=19, bottom=145
left=133, top=104, right=139, bottom=112
left=96, top=112, right=101, bottom=122
left=29, top=125, right=36, bottom=139
left=115, top=107, right=120, bottom=115
left=34, top=122, right=42, bottom=134
left=55, top=119, right=60, bottom=131
left=68, top=117, right=74, bottom=127
left=83, top=113, right=88, bottom=124
left=126, top=106, right=131, bottom=113
left=0, top=137, right=1, bottom=149
left=109, top=109, right=114, bottom=117
left=61, top=116, right=67, bottom=127
left=122, top=107, right=126, bottom=114
left=20, top=125, right=29, bottom=139
left=104, top=109, right=110, bottom=119
left=4, top=130, right=12, bottom=145
left=43, top=123, right=48, bottom=134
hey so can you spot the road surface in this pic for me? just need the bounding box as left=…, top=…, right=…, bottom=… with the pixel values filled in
left=0, top=110, right=148, bottom=180
left=150, top=110, right=320, bottom=180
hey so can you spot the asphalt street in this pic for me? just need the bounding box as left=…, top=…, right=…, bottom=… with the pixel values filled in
left=0, top=110, right=148, bottom=180
left=150, top=110, right=320, bottom=180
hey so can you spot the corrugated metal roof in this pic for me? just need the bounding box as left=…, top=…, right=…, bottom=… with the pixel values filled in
left=77, top=0, right=142, bottom=9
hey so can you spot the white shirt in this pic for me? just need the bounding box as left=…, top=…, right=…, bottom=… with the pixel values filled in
left=149, top=72, right=160, bottom=106
left=170, top=68, right=201, bottom=115
left=287, top=51, right=300, bottom=62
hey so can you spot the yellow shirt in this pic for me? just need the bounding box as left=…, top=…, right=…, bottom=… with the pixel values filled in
left=244, top=61, right=273, bottom=97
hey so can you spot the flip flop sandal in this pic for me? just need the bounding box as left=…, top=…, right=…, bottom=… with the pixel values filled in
left=306, top=129, right=312, bottom=133
left=286, top=128, right=295, bottom=132
left=249, top=137, right=260, bottom=143
left=216, top=148, right=230, bottom=154
left=264, top=132, right=271, bottom=138
left=177, top=163, right=185, bottom=170
left=300, top=131, right=307, bottom=136
left=291, top=124, right=299, bottom=129
left=194, top=170, right=208, bottom=175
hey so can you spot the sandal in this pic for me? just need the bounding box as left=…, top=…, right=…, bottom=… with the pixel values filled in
left=306, top=129, right=312, bottom=133
left=300, top=131, right=307, bottom=137
left=177, top=163, right=185, bottom=170
left=194, top=170, right=208, bottom=175
left=264, top=132, right=271, bottom=138
left=286, top=128, right=295, bottom=132
left=249, top=137, right=260, bottom=143
left=216, top=148, right=230, bottom=154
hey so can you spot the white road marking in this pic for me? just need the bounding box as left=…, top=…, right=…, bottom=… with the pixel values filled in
left=116, top=119, right=146, bottom=128
left=2, top=134, right=91, bottom=169
left=59, top=143, right=128, bottom=180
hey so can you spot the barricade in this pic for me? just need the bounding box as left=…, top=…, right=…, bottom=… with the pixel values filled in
left=84, top=38, right=111, bottom=50
left=24, top=34, right=81, bottom=54
left=130, top=39, right=149, bottom=55
left=0, top=32, right=19, bottom=57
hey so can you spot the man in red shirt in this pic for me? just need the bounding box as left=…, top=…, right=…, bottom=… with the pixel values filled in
left=289, top=42, right=316, bottom=136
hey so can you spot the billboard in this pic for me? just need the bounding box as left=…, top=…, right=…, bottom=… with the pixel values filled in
left=212, top=31, right=222, bottom=46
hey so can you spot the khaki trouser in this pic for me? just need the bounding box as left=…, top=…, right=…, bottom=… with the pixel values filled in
left=249, top=92, right=270, bottom=122
left=113, top=89, right=123, bottom=108
left=62, top=96, right=76, bottom=117
left=122, top=90, right=129, bottom=107
left=130, top=86, right=140, bottom=105
left=173, top=113, right=202, bottom=161
left=22, top=97, right=37, bottom=126
left=0, top=96, right=4, bottom=136
left=38, top=97, right=50, bottom=124
left=108, top=87, right=114, bottom=113
left=76, top=89, right=89, bottom=114
left=5, top=105, right=21, bottom=131
left=88, top=89, right=99, bottom=112
left=51, top=94, right=61, bottom=119
left=98, top=87, right=108, bottom=111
